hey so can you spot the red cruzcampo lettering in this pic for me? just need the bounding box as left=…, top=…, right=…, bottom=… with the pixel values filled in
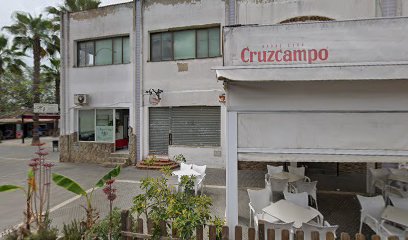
left=241, top=47, right=250, bottom=63
left=319, top=48, right=329, bottom=60
left=240, top=46, right=329, bottom=64
left=307, top=49, right=318, bottom=64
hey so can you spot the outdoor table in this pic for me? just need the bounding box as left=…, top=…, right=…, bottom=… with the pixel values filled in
left=172, top=169, right=201, bottom=177
left=262, top=199, right=319, bottom=228
left=381, top=206, right=408, bottom=228
left=270, top=172, right=304, bottom=183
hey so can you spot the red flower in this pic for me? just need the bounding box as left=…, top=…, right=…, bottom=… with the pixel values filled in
left=106, top=179, right=115, bottom=185
left=107, top=193, right=117, bottom=201
left=32, top=142, right=46, bottom=147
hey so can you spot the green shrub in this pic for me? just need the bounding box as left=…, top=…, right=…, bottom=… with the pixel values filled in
left=85, top=207, right=123, bottom=240
left=28, top=227, right=58, bottom=240
left=61, top=219, right=85, bottom=240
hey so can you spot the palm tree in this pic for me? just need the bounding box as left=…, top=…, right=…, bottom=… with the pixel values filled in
left=45, top=0, right=102, bottom=100
left=0, top=34, right=26, bottom=77
left=3, top=12, right=53, bottom=145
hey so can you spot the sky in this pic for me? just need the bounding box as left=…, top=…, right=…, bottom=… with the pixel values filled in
left=0, top=0, right=131, bottom=29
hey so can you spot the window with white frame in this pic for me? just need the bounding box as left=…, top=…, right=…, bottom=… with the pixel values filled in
left=150, top=26, right=220, bottom=62
left=77, top=36, right=130, bottom=67
left=78, top=109, right=114, bottom=142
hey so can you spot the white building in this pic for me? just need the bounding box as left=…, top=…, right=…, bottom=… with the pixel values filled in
left=60, top=0, right=408, bottom=171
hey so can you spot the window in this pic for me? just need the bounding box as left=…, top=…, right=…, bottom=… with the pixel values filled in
left=79, top=110, right=95, bottom=141
left=77, top=36, right=130, bottom=67
left=150, top=27, right=220, bottom=61
left=78, top=109, right=114, bottom=142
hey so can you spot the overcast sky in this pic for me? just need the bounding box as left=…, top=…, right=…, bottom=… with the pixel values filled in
left=0, top=0, right=131, bottom=29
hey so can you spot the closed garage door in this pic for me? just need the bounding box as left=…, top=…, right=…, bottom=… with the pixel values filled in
left=149, top=106, right=221, bottom=155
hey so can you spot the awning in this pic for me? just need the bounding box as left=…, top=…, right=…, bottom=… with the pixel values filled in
left=214, top=61, right=408, bottom=82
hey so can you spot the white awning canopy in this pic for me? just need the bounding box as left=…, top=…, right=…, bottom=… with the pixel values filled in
left=214, top=61, right=408, bottom=82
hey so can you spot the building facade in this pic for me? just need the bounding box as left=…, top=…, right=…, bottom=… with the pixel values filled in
left=60, top=0, right=408, bottom=167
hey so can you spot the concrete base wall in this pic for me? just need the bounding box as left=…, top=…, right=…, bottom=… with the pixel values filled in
left=59, top=132, right=114, bottom=163
left=169, top=145, right=224, bottom=168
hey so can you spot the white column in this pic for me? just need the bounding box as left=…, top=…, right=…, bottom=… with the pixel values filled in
left=226, top=111, right=238, bottom=237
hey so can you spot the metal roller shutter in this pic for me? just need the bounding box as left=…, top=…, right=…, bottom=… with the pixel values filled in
left=171, top=106, right=220, bottom=146
left=149, top=107, right=170, bottom=155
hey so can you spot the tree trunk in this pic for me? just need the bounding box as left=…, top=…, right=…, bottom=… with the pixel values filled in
left=32, top=36, right=41, bottom=145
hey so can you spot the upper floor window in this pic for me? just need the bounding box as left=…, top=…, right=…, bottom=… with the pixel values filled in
left=150, top=27, right=220, bottom=62
left=77, top=36, right=130, bottom=67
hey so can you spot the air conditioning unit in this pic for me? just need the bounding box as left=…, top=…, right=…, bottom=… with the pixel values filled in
left=74, top=94, right=89, bottom=105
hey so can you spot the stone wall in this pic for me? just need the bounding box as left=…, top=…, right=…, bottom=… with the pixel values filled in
left=59, top=132, right=114, bottom=163
left=128, top=126, right=137, bottom=165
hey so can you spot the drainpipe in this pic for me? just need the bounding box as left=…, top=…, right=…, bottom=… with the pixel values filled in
left=134, top=0, right=143, bottom=163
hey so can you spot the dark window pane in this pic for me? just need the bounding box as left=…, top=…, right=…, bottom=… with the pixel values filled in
left=79, top=110, right=95, bottom=141
left=151, top=33, right=161, bottom=61
left=197, top=29, right=209, bottom=58
left=123, top=37, right=130, bottom=63
left=174, top=30, right=195, bottom=60
left=161, top=33, right=172, bottom=60
left=113, top=38, right=123, bottom=64
left=209, top=28, right=220, bottom=57
left=95, top=39, right=113, bottom=65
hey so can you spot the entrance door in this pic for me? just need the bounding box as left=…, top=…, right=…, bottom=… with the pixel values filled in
left=149, top=107, right=170, bottom=155
left=115, top=109, right=129, bottom=150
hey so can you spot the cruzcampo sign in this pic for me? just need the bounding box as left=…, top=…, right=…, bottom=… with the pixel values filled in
left=223, top=17, right=408, bottom=66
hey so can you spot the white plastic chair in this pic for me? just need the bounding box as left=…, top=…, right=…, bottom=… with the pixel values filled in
left=247, top=188, right=278, bottom=228
left=288, top=166, right=311, bottom=182
left=259, top=220, right=295, bottom=240
left=265, top=165, right=284, bottom=186
left=301, top=222, right=338, bottom=240
left=356, top=195, right=385, bottom=234
left=384, top=185, right=408, bottom=205
left=389, top=195, right=408, bottom=210
left=180, top=162, right=192, bottom=171
left=368, top=168, right=389, bottom=195
left=192, top=164, right=206, bottom=195
left=266, top=178, right=290, bottom=202
left=294, top=181, right=318, bottom=209
left=284, top=192, right=309, bottom=208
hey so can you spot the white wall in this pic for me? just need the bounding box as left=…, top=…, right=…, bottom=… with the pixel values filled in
left=65, top=3, right=134, bottom=134
left=237, top=0, right=376, bottom=24
left=141, top=0, right=226, bottom=163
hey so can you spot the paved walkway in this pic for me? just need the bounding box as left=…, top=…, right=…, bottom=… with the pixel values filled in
left=0, top=137, right=372, bottom=239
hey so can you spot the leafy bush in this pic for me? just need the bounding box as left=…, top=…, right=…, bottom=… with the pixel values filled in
left=61, top=219, right=85, bottom=240
left=85, top=207, right=123, bottom=240
left=27, top=227, right=58, bottom=240
left=133, top=175, right=213, bottom=240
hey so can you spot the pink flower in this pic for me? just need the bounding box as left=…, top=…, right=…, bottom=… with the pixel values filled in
left=35, top=151, right=49, bottom=156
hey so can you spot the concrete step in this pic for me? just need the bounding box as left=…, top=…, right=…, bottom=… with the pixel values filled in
left=110, top=153, right=130, bottom=158
left=101, top=162, right=128, bottom=168
left=109, top=157, right=129, bottom=163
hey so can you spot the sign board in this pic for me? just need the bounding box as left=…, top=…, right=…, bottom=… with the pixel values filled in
left=33, top=103, right=59, bottom=114
left=224, top=17, right=408, bottom=67
left=96, top=126, right=114, bottom=142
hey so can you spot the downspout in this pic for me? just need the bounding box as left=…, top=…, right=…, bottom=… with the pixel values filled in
left=228, top=0, right=236, bottom=25
left=135, top=0, right=143, bottom=162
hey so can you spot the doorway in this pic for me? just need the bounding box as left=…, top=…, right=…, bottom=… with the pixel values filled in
left=115, top=109, right=129, bottom=150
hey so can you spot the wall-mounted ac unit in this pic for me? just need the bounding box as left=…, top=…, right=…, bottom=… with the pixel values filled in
left=74, top=94, right=89, bottom=105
